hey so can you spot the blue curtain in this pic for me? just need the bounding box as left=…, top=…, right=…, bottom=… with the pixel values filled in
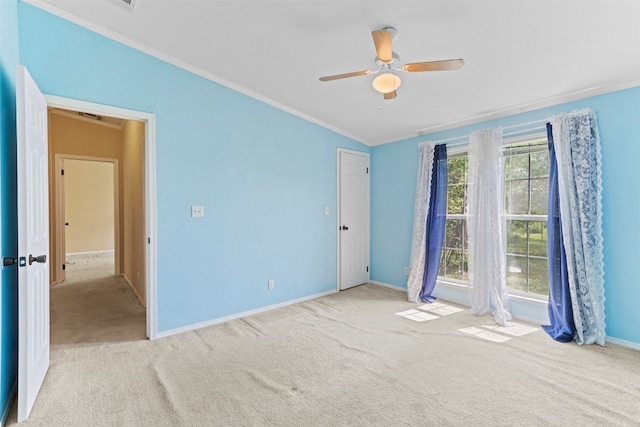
left=542, top=123, right=575, bottom=342
left=419, top=144, right=447, bottom=302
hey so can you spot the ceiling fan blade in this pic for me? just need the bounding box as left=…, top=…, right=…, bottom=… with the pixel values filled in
left=319, top=70, right=372, bottom=82
left=402, top=59, right=465, bottom=73
left=371, top=30, right=392, bottom=62
left=383, top=90, right=397, bottom=100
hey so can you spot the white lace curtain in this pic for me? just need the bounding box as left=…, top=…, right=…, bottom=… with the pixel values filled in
left=551, top=109, right=606, bottom=345
left=407, top=141, right=435, bottom=302
left=467, top=128, right=512, bottom=326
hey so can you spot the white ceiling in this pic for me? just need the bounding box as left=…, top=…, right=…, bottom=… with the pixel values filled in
left=30, top=0, right=640, bottom=146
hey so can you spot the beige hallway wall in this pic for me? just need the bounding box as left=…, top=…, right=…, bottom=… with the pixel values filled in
left=64, top=159, right=115, bottom=254
left=122, top=120, right=146, bottom=303
left=48, top=110, right=124, bottom=282
left=48, top=109, right=146, bottom=306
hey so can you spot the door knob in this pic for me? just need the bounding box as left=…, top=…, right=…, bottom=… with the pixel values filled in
left=341, top=225, right=349, bottom=230
left=28, top=254, right=46, bottom=265
left=3, top=257, right=16, bottom=266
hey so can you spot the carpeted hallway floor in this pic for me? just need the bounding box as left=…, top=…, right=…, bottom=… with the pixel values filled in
left=51, top=252, right=147, bottom=345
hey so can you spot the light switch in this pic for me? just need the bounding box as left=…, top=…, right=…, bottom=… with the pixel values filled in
left=191, top=205, right=204, bottom=218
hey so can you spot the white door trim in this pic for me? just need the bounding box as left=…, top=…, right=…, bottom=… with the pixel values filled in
left=45, top=95, right=158, bottom=340
left=54, top=155, right=120, bottom=282
left=336, top=148, right=370, bottom=291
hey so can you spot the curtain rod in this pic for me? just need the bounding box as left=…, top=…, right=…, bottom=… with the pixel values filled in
left=502, top=118, right=549, bottom=131
left=427, top=118, right=549, bottom=148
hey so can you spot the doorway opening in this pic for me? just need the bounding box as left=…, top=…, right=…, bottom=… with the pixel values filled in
left=58, top=157, right=118, bottom=284
left=45, top=96, right=157, bottom=340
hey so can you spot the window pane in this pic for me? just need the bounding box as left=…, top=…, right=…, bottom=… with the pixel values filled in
left=440, top=218, right=468, bottom=281
left=528, top=258, right=549, bottom=296
left=530, top=177, right=548, bottom=215
left=438, top=252, right=446, bottom=277
left=447, top=156, right=467, bottom=215
left=441, top=249, right=465, bottom=280
left=528, top=221, right=548, bottom=257
left=445, top=219, right=464, bottom=250
left=507, top=255, right=528, bottom=292
left=505, top=153, right=529, bottom=180
left=447, top=184, right=465, bottom=214
left=506, top=179, right=529, bottom=214
left=507, top=220, right=527, bottom=255
left=530, top=151, right=549, bottom=178
left=447, top=157, right=466, bottom=185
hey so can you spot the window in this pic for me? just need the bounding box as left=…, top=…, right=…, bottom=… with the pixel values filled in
left=504, top=139, right=549, bottom=295
left=438, top=137, right=550, bottom=297
left=438, top=154, right=469, bottom=281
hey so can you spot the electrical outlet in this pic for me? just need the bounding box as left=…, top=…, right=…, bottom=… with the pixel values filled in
left=191, top=205, right=205, bottom=217
left=404, top=267, right=410, bottom=276
left=268, top=279, right=275, bottom=290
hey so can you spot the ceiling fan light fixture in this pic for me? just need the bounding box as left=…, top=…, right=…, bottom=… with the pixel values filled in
left=372, top=72, right=401, bottom=94
left=318, top=27, right=464, bottom=101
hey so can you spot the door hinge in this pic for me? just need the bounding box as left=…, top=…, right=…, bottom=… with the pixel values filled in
left=147, top=237, right=151, bottom=244
left=366, top=167, right=369, bottom=174
left=366, top=266, right=369, bottom=272
left=61, top=169, right=64, bottom=175
left=62, top=263, right=66, bottom=270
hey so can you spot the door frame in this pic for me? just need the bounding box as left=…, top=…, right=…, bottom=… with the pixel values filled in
left=336, top=148, right=370, bottom=291
left=45, top=95, right=158, bottom=340
left=54, top=155, right=120, bottom=282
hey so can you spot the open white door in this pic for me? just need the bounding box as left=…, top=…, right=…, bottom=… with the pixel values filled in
left=16, top=65, right=50, bottom=422
left=338, top=150, right=370, bottom=290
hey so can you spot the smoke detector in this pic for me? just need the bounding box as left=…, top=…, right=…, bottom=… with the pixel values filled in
left=107, top=0, right=136, bottom=13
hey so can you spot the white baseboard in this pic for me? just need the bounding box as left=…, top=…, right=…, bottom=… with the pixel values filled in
left=370, top=279, right=472, bottom=306
left=122, top=274, right=145, bottom=307
left=155, top=289, right=338, bottom=339
left=605, top=336, right=640, bottom=352
left=66, top=250, right=115, bottom=256
left=369, top=280, right=406, bottom=292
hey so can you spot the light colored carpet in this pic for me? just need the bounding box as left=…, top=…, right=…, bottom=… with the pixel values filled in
left=62, top=251, right=115, bottom=286
left=51, top=252, right=146, bottom=344
left=8, top=276, right=640, bottom=426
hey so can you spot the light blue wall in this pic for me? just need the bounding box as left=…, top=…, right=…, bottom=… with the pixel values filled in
left=0, top=0, right=19, bottom=421
left=7, top=0, right=639, bottom=365
left=17, top=2, right=369, bottom=333
left=371, top=86, right=640, bottom=345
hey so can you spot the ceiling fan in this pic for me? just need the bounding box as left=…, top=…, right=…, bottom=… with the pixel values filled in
left=319, top=27, right=464, bottom=100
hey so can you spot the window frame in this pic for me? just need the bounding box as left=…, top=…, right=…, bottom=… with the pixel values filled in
left=437, top=131, right=550, bottom=299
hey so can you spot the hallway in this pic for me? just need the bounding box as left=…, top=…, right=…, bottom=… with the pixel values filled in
left=51, top=253, right=146, bottom=344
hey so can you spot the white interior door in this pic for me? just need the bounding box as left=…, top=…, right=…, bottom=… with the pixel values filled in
left=16, top=65, right=50, bottom=422
left=338, top=150, right=370, bottom=290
